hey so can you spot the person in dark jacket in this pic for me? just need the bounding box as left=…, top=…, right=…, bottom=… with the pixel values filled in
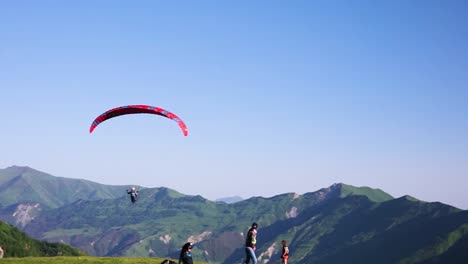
left=244, top=222, right=258, bottom=264
left=179, top=242, right=193, bottom=264
left=127, top=187, right=139, bottom=203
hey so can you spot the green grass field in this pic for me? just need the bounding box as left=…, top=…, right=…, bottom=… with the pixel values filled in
left=0, top=256, right=207, bottom=264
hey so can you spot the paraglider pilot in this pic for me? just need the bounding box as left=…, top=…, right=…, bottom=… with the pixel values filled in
left=127, top=187, right=139, bottom=203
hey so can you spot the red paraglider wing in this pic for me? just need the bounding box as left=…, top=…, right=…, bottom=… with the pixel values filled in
left=89, top=105, right=188, bottom=136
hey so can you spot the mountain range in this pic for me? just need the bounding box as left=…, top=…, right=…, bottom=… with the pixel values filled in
left=1, top=165, right=467, bottom=263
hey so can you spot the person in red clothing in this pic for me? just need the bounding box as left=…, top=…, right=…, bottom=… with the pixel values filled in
left=281, top=240, right=289, bottom=264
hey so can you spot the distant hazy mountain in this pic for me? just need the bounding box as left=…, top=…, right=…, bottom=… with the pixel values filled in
left=1, top=166, right=468, bottom=263
left=216, top=196, right=243, bottom=204
left=0, top=220, right=85, bottom=257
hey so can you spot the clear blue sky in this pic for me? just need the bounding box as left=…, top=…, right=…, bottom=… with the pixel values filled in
left=1, top=0, right=467, bottom=209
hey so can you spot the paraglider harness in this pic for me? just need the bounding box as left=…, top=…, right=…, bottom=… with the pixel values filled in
left=127, top=188, right=139, bottom=203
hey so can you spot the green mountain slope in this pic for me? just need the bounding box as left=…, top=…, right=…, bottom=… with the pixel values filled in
left=20, top=183, right=468, bottom=263
left=294, top=196, right=468, bottom=264
left=0, top=166, right=138, bottom=209
left=23, top=187, right=236, bottom=258
left=0, top=220, right=86, bottom=257
left=338, top=183, right=393, bottom=202
left=1, top=166, right=467, bottom=263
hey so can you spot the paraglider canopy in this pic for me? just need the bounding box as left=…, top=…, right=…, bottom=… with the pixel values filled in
left=89, top=104, right=188, bottom=136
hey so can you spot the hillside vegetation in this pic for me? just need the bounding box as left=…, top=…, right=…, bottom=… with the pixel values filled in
left=1, top=166, right=468, bottom=263
left=0, top=221, right=85, bottom=257
left=0, top=166, right=137, bottom=209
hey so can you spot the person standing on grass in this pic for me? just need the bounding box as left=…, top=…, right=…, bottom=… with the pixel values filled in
left=179, top=242, right=193, bottom=264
